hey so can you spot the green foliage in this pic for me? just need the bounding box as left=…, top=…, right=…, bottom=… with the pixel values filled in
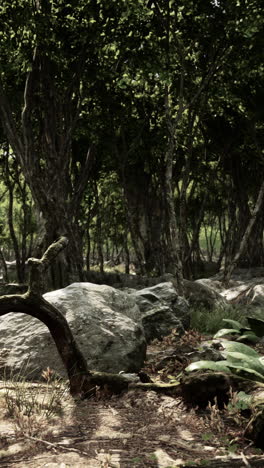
left=190, top=307, right=247, bottom=335
left=214, top=328, right=241, bottom=339
left=187, top=317, right=264, bottom=384
left=222, top=319, right=248, bottom=330
left=227, top=390, right=252, bottom=411
left=0, top=0, right=263, bottom=277
left=213, top=317, right=261, bottom=344
left=223, top=351, right=264, bottom=377
left=220, top=340, right=259, bottom=358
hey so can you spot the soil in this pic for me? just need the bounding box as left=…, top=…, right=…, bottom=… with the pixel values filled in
left=0, top=332, right=264, bottom=468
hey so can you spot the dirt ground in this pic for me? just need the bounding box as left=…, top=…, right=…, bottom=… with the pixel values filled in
left=0, top=334, right=264, bottom=468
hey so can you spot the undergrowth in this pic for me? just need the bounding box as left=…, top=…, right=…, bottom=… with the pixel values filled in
left=191, top=306, right=248, bottom=334
left=1, top=366, right=68, bottom=437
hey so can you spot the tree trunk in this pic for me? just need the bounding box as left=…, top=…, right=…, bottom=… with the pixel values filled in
left=224, top=179, right=264, bottom=284
left=163, top=155, right=184, bottom=294
left=163, top=93, right=184, bottom=293
left=0, top=249, right=9, bottom=283
left=0, top=50, right=93, bottom=289
left=121, top=162, right=166, bottom=276
left=43, top=214, right=85, bottom=290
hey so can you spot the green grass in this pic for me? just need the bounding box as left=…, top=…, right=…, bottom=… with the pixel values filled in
left=191, top=306, right=248, bottom=335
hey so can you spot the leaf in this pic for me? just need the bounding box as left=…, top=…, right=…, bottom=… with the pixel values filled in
left=219, top=340, right=260, bottom=357
left=214, top=328, right=240, bottom=338
left=222, top=319, right=245, bottom=330
left=202, top=433, right=214, bottom=441
left=223, top=351, right=264, bottom=376
left=225, top=365, right=264, bottom=383
left=237, top=333, right=260, bottom=344
left=227, top=390, right=252, bottom=410
left=186, top=360, right=231, bottom=373
left=235, top=391, right=252, bottom=407
left=247, top=317, right=264, bottom=338
left=228, top=443, right=239, bottom=454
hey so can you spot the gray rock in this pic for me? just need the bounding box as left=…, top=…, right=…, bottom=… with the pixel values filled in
left=187, top=339, right=227, bottom=364
left=244, top=284, right=264, bottom=307
left=0, top=282, right=146, bottom=380
left=142, top=306, right=185, bottom=343
left=187, top=347, right=223, bottom=363
left=129, top=282, right=190, bottom=342
left=220, top=281, right=264, bottom=308
left=184, top=279, right=228, bottom=311
left=220, top=283, right=253, bottom=303
left=195, top=278, right=225, bottom=293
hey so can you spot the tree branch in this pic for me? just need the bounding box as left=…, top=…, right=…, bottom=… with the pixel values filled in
left=27, top=237, right=69, bottom=295
left=21, top=47, right=38, bottom=167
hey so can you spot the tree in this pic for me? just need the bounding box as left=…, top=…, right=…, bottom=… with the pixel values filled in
left=0, top=146, right=35, bottom=283
left=0, top=0, right=263, bottom=286
left=0, top=0, right=105, bottom=286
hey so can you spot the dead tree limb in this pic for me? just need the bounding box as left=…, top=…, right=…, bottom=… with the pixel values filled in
left=0, top=237, right=94, bottom=396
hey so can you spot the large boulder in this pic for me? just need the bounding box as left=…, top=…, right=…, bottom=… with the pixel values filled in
left=184, top=279, right=228, bottom=311
left=184, top=270, right=264, bottom=317
left=0, top=283, right=146, bottom=379
left=246, top=284, right=264, bottom=307
left=129, top=282, right=190, bottom=343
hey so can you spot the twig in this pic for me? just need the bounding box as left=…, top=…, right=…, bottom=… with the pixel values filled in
left=26, top=435, right=90, bottom=456
left=241, top=452, right=252, bottom=468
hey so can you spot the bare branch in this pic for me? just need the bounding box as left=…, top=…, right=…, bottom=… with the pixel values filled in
left=71, top=145, right=95, bottom=215
left=27, top=237, right=69, bottom=295
left=21, top=47, right=38, bottom=167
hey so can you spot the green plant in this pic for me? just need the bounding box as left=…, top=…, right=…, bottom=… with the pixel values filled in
left=227, top=443, right=239, bottom=454
left=201, top=432, right=214, bottom=441
left=186, top=342, right=264, bottom=383
left=214, top=318, right=261, bottom=344
left=225, top=389, right=252, bottom=426
left=190, top=307, right=247, bottom=335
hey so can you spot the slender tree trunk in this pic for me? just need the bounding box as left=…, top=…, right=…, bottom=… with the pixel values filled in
left=224, top=179, right=264, bottom=284
left=0, top=49, right=94, bottom=289
left=123, top=228, right=130, bottom=274
left=94, top=183, right=104, bottom=273
left=0, top=249, right=9, bottom=283
left=163, top=144, right=184, bottom=294
left=163, top=82, right=184, bottom=293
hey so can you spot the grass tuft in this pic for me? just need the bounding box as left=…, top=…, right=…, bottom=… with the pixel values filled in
left=1, top=366, right=68, bottom=437
left=190, top=306, right=248, bottom=335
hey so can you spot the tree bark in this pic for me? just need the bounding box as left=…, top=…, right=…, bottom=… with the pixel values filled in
left=0, top=48, right=92, bottom=289
left=224, top=179, right=264, bottom=284
left=0, top=249, right=9, bottom=283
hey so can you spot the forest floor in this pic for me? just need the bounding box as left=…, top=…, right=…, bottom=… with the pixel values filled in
left=0, top=332, right=264, bottom=468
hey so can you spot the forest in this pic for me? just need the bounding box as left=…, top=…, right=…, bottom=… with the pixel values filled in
left=0, top=0, right=263, bottom=289
left=0, top=2, right=264, bottom=467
